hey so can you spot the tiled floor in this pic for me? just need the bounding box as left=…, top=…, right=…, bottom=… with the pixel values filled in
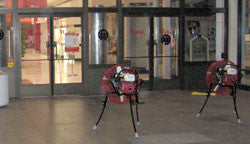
left=0, top=90, right=250, bottom=144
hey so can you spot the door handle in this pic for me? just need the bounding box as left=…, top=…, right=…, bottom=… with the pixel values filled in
left=46, top=41, right=57, bottom=48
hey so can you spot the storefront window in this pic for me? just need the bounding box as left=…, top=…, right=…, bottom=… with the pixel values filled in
left=88, top=13, right=117, bottom=64
left=0, top=13, right=13, bottom=67
left=54, top=17, right=82, bottom=84
left=18, top=0, right=82, bottom=8
left=0, top=0, right=12, bottom=8
left=88, top=0, right=116, bottom=7
left=185, top=14, right=224, bottom=62
left=185, top=0, right=224, bottom=8
left=123, top=0, right=179, bottom=7
left=242, top=13, right=250, bottom=85
left=21, top=17, right=50, bottom=85
left=247, top=0, right=250, bottom=8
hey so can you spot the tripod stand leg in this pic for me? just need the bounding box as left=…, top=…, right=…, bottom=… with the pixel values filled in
left=135, top=104, right=140, bottom=126
left=196, top=86, right=212, bottom=118
left=232, top=87, right=241, bottom=124
left=93, top=95, right=108, bottom=130
left=135, top=94, right=140, bottom=126
left=129, top=96, right=139, bottom=138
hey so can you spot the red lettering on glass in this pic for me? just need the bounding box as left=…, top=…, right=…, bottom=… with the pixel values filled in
left=160, top=28, right=171, bottom=34
left=130, top=28, right=144, bottom=34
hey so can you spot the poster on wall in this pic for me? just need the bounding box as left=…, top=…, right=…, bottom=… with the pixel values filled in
left=65, top=33, right=80, bottom=52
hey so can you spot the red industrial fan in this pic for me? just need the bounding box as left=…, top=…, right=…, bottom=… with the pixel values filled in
left=196, top=59, right=242, bottom=123
left=93, top=60, right=143, bottom=137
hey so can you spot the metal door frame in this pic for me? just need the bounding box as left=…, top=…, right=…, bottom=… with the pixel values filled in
left=122, top=14, right=182, bottom=90
left=18, top=13, right=86, bottom=97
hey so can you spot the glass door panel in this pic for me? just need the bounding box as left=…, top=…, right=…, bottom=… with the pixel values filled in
left=242, top=13, right=250, bottom=86
left=154, top=17, right=179, bottom=79
left=53, top=17, right=82, bottom=84
left=124, top=17, right=150, bottom=80
left=185, top=14, right=224, bottom=62
left=88, top=13, right=117, bottom=64
left=21, top=17, right=50, bottom=85
left=122, top=0, right=179, bottom=7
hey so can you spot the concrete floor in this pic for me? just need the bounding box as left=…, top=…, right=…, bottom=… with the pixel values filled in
left=0, top=90, right=250, bottom=144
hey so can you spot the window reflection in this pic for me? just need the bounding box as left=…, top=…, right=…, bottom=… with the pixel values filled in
left=242, top=13, right=250, bottom=85
left=185, top=0, right=224, bottom=8
left=18, top=0, right=82, bottom=8
left=88, top=0, right=116, bottom=7
left=122, top=0, right=179, bottom=7
left=185, top=15, right=223, bottom=62
left=89, top=13, right=117, bottom=64
left=0, top=14, right=13, bottom=67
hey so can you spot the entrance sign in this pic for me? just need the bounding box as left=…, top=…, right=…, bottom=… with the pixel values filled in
left=98, top=29, right=109, bottom=41
left=65, top=33, right=80, bottom=52
left=161, top=34, right=171, bottom=45
left=65, top=33, right=80, bottom=77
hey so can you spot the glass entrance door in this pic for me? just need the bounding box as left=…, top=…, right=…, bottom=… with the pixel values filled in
left=153, top=17, right=179, bottom=90
left=20, top=16, right=84, bottom=97
left=53, top=17, right=82, bottom=84
left=21, top=17, right=50, bottom=85
left=124, top=16, right=180, bottom=90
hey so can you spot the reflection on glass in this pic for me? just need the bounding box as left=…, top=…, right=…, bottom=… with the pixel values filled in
left=154, top=57, right=177, bottom=79
left=124, top=58, right=149, bottom=80
left=124, top=17, right=149, bottom=80
left=0, top=13, right=13, bottom=67
left=22, top=61, right=50, bottom=84
left=154, top=17, right=179, bottom=79
left=54, top=60, right=82, bottom=83
left=0, top=0, right=12, bottom=8
left=18, top=0, right=82, bottom=8
left=89, top=13, right=117, bottom=64
left=124, top=17, right=149, bottom=70
left=242, top=13, right=250, bottom=85
left=89, top=0, right=116, bottom=7
left=54, top=17, right=82, bottom=83
left=124, top=17, right=149, bottom=58
left=185, top=15, right=221, bottom=61
left=21, top=17, right=50, bottom=85
left=123, top=0, right=179, bottom=7
left=185, top=0, right=224, bottom=8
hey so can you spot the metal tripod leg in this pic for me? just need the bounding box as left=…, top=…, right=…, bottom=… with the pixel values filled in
left=135, top=94, right=140, bottom=126
left=129, top=96, right=139, bottom=138
left=232, top=87, right=241, bottom=124
left=136, top=104, right=140, bottom=126
left=93, top=95, right=108, bottom=130
left=196, top=86, right=212, bottom=118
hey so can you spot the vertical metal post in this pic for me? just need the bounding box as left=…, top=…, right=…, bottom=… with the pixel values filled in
left=49, top=15, right=55, bottom=96
left=0, top=14, right=7, bottom=67
left=149, top=16, right=154, bottom=90
left=83, top=0, right=89, bottom=92
left=13, top=0, right=21, bottom=97
left=90, top=5, right=106, bottom=64
left=154, top=0, right=161, bottom=77
left=224, top=0, right=229, bottom=60
left=237, top=0, right=242, bottom=67
left=216, top=0, right=224, bottom=60
left=179, top=0, right=185, bottom=90
left=117, top=0, right=124, bottom=64
left=241, top=0, right=246, bottom=70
